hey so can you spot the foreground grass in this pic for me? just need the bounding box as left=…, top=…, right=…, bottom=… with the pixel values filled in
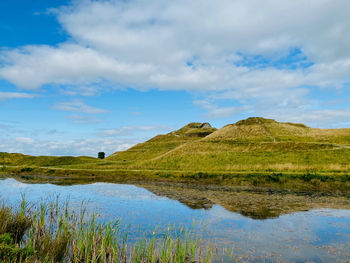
left=0, top=199, right=214, bottom=263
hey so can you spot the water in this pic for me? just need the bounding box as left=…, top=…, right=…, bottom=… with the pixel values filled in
left=1, top=177, right=350, bottom=262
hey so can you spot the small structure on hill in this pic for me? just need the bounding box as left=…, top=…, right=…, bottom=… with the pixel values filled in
left=200, top=122, right=212, bottom=129
left=98, top=152, right=105, bottom=159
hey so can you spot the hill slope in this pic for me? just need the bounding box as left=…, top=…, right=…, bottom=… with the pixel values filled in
left=122, top=117, right=350, bottom=173
left=206, top=117, right=350, bottom=144
left=106, top=122, right=217, bottom=165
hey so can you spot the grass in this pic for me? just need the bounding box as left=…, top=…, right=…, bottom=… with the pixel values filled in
left=107, top=122, right=217, bottom=164
left=102, top=118, right=350, bottom=182
left=0, top=198, right=215, bottom=263
left=0, top=152, right=100, bottom=167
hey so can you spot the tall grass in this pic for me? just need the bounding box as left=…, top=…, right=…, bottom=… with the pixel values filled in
left=0, top=198, right=215, bottom=262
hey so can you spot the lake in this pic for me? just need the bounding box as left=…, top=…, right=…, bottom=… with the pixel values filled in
left=1, top=177, right=350, bottom=262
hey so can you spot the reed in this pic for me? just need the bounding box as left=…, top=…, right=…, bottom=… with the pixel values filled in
left=0, top=198, right=215, bottom=263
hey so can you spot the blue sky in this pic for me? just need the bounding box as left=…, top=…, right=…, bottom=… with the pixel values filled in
left=1, top=0, right=350, bottom=156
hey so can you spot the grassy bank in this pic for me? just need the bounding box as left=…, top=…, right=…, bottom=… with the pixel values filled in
left=0, top=198, right=215, bottom=263
left=2, top=164, right=350, bottom=194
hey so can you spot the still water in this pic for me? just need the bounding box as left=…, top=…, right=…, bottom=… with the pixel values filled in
left=1, top=177, right=350, bottom=262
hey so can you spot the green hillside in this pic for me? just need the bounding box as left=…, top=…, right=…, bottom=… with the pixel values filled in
left=1, top=117, right=350, bottom=186
left=53, top=117, right=350, bottom=176
left=106, top=122, right=217, bottom=165
left=134, top=117, right=350, bottom=173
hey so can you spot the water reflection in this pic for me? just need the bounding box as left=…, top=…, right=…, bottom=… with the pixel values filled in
left=1, top=177, right=350, bottom=262
left=5, top=175, right=350, bottom=220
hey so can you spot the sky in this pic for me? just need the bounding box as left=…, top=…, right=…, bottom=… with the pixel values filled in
left=1, top=0, right=350, bottom=157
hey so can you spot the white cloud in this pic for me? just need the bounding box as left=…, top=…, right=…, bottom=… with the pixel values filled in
left=0, top=0, right=350, bottom=127
left=68, top=114, right=102, bottom=124
left=54, top=100, right=108, bottom=114
left=0, top=92, right=35, bottom=100
left=206, top=106, right=249, bottom=119
left=59, top=86, right=104, bottom=96
left=0, top=44, right=154, bottom=90
left=194, top=99, right=251, bottom=119
left=0, top=123, right=67, bottom=139
left=0, top=137, right=138, bottom=157
left=1, top=0, right=349, bottom=93
left=99, top=125, right=171, bottom=137
left=266, top=108, right=350, bottom=128
left=15, top=137, right=35, bottom=144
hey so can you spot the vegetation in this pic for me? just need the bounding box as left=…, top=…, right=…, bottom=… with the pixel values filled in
left=125, top=117, right=350, bottom=172
left=1, top=117, right=350, bottom=192
left=104, top=118, right=350, bottom=180
left=0, top=153, right=100, bottom=167
left=107, top=122, right=217, bottom=164
left=0, top=198, right=214, bottom=262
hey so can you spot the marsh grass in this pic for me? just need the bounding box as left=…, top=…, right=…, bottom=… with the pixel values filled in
left=0, top=198, right=215, bottom=263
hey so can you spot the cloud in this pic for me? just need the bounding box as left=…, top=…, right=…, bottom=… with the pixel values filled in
left=54, top=100, right=108, bottom=114
left=68, top=114, right=102, bottom=124
left=0, top=0, right=350, bottom=127
left=194, top=99, right=250, bottom=119
left=99, top=125, right=171, bottom=137
left=45, top=129, right=63, bottom=135
left=0, top=122, right=26, bottom=136
left=0, top=123, right=169, bottom=156
left=1, top=0, right=349, bottom=93
left=205, top=106, right=249, bottom=119
left=266, top=108, right=350, bottom=128
left=0, top=44, right=154, bottom=90
left=59, top=86, right=104, bottom=96
left=0, top=137, right=139, bottom=157
left=15, top=137, right=35, bottom=144
left=0, top=92, right=35, bottom=100
left=0, top=122, right=66, bottom=138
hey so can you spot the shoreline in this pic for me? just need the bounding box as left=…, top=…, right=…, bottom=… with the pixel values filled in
left=1, top=165, right=350, bottom=195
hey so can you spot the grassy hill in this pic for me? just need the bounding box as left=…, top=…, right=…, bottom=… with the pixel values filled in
left=101, top=117, right=350, bottom=174
left=106, top=122, right=217, bottom=165
left=42, top=117, right=350, bottom=176
left=1, top=117, right=350, bottom=191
